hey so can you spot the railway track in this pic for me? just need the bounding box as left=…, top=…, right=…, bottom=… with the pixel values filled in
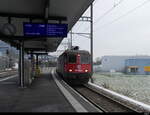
left=0, top=70, right=17, bottom=78
left=72, top=84, right=136, bottom=112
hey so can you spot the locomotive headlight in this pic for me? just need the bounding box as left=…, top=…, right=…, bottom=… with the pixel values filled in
left=85, top=69, right=88, bottom=72
left=69, top=69, right=73, bottom=72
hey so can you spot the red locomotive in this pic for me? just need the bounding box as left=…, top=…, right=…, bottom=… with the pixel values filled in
left=56, top=49, right=92, bottom=85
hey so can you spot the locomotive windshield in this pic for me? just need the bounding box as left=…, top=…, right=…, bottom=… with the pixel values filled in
left=81, top=54, right=90, bottom=64
left=68, top=54, right=77, bottom=63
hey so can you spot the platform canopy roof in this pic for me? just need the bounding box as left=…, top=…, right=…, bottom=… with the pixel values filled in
left=0, top=0, right=94, bottom=52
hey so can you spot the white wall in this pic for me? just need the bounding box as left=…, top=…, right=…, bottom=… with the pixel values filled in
left=101, top=56, right=150, bottom=72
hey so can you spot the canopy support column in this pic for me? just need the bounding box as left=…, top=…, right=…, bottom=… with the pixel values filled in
left=90, top=3, right=94, bottom=83
left=19, top=41, right=25, bottom=88
left=36, top=54, right=39, bottom=69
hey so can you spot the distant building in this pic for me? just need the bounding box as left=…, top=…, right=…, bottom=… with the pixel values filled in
left=0, top=40, right=19, bottom=68
left=0, top=40, right=18, bottom=56
left=100, top=56, right=150, bottom=74
left=125, top=59, right=150, bottom=75
left=101, top=56, right=129, bottom=72
left=39, top=55, right=57, bottom=62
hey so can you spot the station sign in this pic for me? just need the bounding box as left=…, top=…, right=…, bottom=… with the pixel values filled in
left=23, top=23, right=68, bottom=37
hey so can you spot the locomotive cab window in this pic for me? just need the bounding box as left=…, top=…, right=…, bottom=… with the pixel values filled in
left=68, top=54, right=77, bottom=63
left=81, top=54, right=90, bottom=64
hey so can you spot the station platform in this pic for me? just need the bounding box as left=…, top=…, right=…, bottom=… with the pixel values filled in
left=0, top=72, right=76, bottom=112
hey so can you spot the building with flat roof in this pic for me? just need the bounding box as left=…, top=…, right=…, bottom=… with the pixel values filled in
left=100, top=56, right=150, bottom=74
left=125, top=59, right=150, bottom=75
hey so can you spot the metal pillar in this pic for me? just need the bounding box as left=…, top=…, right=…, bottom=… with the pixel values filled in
left=8, top=47, right=13, bottom=68
left=36, top=54, right=39, bottom=69
left=19, top=41, right=25, bottom=88
left=70, top=29, right=72, bottom=49
left=68, top=29, right=73, bottom=49
left=30, top=53, right=34, bottom=78
left=90, top=3, right=94, bottom=83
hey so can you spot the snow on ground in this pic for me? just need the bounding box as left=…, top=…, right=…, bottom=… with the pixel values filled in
left=93, top=72, right=150, bottom=105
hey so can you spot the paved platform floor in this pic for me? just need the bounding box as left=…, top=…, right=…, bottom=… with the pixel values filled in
left=0, top=73, right=75, bottom=112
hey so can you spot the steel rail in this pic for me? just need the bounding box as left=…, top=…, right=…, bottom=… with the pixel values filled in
left=72, top=84, right=137, bottom=112
left=87, top=82, right=150, bottom=113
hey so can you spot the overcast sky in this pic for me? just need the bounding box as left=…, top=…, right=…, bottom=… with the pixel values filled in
left=55, top=0, right=150, bottom=61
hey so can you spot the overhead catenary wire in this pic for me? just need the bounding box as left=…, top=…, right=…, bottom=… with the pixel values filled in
left=82, top=0, right=124, bottom=32
left=114, top=0, right=124, bottom=7
left=65, top=0, right=124, bottom=51
left=75, top=0, right=103, bottom=32
left=94, top=0, right=124, bottom=24
left=94, top=0, right=150, bottom=32
left=93, top=0, right=99, bottom=6
left=75, top=34, right=90, bottom=39
left=70, top=0, right=150, bottom=52
left=68, top=0, right=101, bottom=47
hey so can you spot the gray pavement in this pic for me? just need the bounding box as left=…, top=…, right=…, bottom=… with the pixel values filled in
left=0, top=73, right=75, bottom=112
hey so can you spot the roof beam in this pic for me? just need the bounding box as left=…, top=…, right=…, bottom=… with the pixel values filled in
left=0, top=33, right=47, bottom=41
left=24, top=48, right=47, bottom=51
left=27, top=52, right=48, bottom=55
left=0, top=12, right=67, bottom=21
left=45, top=0, right=49, bottom=19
